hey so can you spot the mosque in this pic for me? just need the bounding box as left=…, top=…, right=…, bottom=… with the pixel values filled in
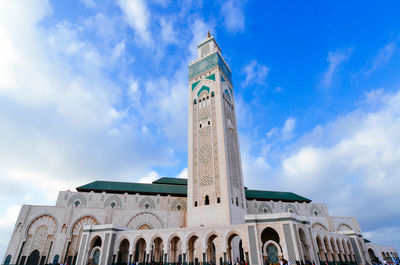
left=2, top=34, right=398, bottom=265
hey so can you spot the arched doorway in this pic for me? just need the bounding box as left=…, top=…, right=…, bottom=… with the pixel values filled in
left=298, top=228, right=311, bottom=263
left=266, top=244, right=279, bottom=263
left=118, top=239, right=130, bottom=265
left=316, top=237, right=325, bottom=262
left=88, top=236, right=102, bottom=265
left=261, top=227, right=281, bottom=265
left=227, top=233, right=244, bottom=263
left=330, top=237, right=338, bottom=262
left=207, top=235, right=217, bottom=265
left=188, top=235, right=200, bottom=265
left=52, top=255, right=60, bottom=265
left=169, top=236, right=182, bottom=265
left=92, top=249, right=100, bottom=265
left=134, top=238, right=146, bottom=265
left=368, top=249, right=378, bottom=263
left=323, top=237, right=332, bottom=262
left=4, top=255, right=11, bottom=265
left=68, top=216, right=99, bottom=265
left=26, top=250, right=40, bottom=265
left=151, top=237, right=163, bottom=263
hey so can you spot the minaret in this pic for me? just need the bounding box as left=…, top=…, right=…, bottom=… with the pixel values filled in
left=187, top=33, right=247, bottom=227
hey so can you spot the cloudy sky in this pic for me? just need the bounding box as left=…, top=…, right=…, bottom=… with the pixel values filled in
left=1, top=0, right=400, bottom=258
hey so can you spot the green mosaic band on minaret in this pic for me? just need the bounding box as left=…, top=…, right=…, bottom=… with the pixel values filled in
left=189, top=52, right=232, bottom=84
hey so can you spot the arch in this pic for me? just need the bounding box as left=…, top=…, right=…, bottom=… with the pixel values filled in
left=67, top=194, right=87, bottom=207
left=284, top=204, right=298, bottom=214
left=187, top=233, right=200, bottom=264
left=262, top=241, right=281, bottom=264
left=150, top=236, right=164, bottom=263
left=197, top=85, right=210, bottom=97
left=127, top=212, right=163, bottom=230
left=323, top=236, right=333, bottom=262
left=171, top=198, right=186, bottom=211
left=309, top=205, right=322, bottom=216
left=104, top=195, right=123, bottom=208
left=26, top=250, right=40, bottom=265
left=169, top=235, right=182, bottom=264
left=117, top=239, right=130, bottom=265
left=336, top=238, right=344, bottom=262
left=260, top=227, right=280, bottom=245
left=67, top=216, right=99, bottom=263
left=89, top=247, right=101, bottom=265
left=330, top=237, right=338, bottom=262
left=368, top=248, right=378, bottom=263
left=69, top=215, right=99, bottom=236
left=4, top=255, right=11, bottom=265
left=258, top=203, right=273, bottom=214
left=26, top=214, right=58, bottom=237
left=316, top=236, right=326, bottom=261
left=226, top=231, right=245, bottom=263
left=312, top=222, right=329, bottom=231
left=298, top=228, right=311, bottom=262
left=133, top=238, right=146, bottom=263
left=52, top=255, right=60, bottom=265
left=90, top=236, right=102, bottom=249
left=138, top=197, right=156, bottom=210
left=206, top=233, right=218, bottom=265
left=337, top=223, right=353, bottom=231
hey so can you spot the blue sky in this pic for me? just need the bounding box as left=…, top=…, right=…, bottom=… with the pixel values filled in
left=1, top=0, right=400, bottom=259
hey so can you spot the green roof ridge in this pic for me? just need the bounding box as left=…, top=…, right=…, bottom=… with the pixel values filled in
left=76, top=178, right=311, bottom=203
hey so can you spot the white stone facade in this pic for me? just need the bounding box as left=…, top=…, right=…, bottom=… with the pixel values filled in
left=2, top=35, right=398, bottom=265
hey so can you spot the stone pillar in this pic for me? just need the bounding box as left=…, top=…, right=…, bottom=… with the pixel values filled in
left=99, top=232, right=116, bottom=265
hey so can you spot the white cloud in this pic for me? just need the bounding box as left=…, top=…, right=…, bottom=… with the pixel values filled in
left=177, top=168, right=188, bottom=179
left=160, top=17, right=177, bottom=44
left=0, top=0, right=181, bottom=257
left=138, top=171, right=160, bottom=183
left=189, top=19, right=214, bottom=59
left=111, top=40, right=126, bottom=60
left=281, top=118, right=296, bottom=140
left=277, top=89, right=400, bottom=241
left=220, top=0, right=246, bottom=33
left=321, top=48, right=352, bottom=88
left=266, top=117, right=296, bottom=141
left=242, top=60, right=269, bottom=87
left=117, top=0, right=153, bottom=46
left=80, top=0, right=96, bottom=8
left=364, top=42, right=396, bottom=75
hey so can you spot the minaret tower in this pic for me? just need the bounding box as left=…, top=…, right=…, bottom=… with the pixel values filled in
left=187, top=33, right=247, bottom=227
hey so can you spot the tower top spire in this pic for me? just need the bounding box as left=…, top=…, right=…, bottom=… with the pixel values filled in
left=207, top=31, right=210, bottom=38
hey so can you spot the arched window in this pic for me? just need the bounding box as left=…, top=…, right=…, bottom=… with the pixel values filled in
left=236, top=197, right=239, bottom=206
left=194, top=201, right=197, bottom=207
left=205, top=195, right=210, bottom=205
left=4, top=255, right=11, bottom=265
left=217, top=197, right=221, bottom=203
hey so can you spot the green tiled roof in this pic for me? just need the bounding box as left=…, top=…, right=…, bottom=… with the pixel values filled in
left=76, top=178, right=311, bottom=203
left=152, top=177, right=187, bottom=186
left=76, top=181, right=187, bottom=197
left=244, top=189, right=311, bottom=203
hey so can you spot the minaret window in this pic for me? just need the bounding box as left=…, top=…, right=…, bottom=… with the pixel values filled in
left=208, top=121, right=210, bottom=125
left=199, top=124, right=202, bottom=128
left=205, top=195, right=210, bottom=205
left=194, top=201, right=197, bottom=207
left=217, top=197, right=221, bottom=203
left=236, top=197, right=239, bottom=206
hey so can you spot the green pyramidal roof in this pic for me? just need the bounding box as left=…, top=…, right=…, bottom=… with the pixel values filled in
left=76, top=178, right=311, bottom=203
